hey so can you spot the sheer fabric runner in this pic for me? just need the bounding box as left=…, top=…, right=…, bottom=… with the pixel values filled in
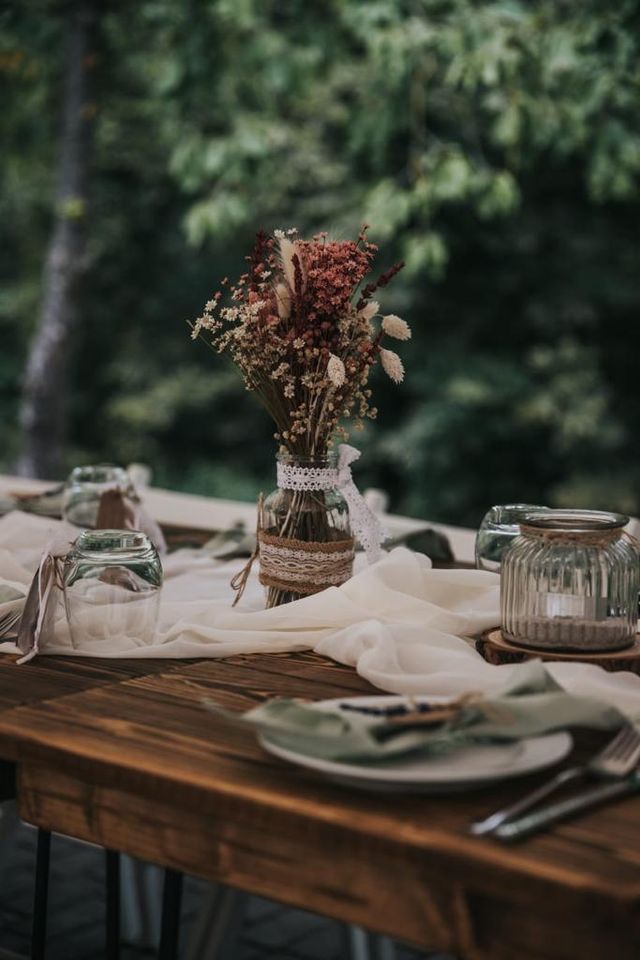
left=1, top=511, right=640, bottom=720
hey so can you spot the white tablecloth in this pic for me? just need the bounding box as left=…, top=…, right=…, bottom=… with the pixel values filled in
left=0, top=474, right=478, bottom=563
left=2, top=511, right=640, bottom=721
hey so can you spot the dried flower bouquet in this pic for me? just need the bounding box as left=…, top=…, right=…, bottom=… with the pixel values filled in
left=191, top=227, right=408, bottom=606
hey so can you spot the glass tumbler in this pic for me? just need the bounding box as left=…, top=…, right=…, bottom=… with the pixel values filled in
left=62, top=464, right=131, bottom=529
left=475, top=504, right=548, bottom=572
left=63, top=529, right=162, bottom=649
left=501, top=509, right=639, bottom=652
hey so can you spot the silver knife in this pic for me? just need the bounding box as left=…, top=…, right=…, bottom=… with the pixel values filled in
left=493, top=772, right=640, bottom=842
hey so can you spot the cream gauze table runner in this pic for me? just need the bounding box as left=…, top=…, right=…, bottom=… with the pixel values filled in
left=1, top=511, right=640, bottom=720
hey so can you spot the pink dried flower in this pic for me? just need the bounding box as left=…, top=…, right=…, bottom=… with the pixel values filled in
left=190, top=226, right=407, bottom=455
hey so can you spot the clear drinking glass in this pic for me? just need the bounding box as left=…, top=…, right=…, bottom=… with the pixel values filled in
left=475, top=504, right=549, bottom=572
left=63, top=529, right=162, bottom=649
left=62, top=464, right=131, bottom=529
left=501, top=509, right=639, bottom=652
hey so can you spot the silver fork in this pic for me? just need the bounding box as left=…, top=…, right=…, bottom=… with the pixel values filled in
left=470, top=723, right=640, bottom=836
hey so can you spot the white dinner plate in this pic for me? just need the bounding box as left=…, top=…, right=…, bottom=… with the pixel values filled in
left=259, top=695, right=573, bottom=793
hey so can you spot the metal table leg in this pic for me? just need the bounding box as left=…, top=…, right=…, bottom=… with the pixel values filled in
left=184, top=884, right=246, bottom=960
left=158, top=869, right=183, bottom=960
left=30, top=829, right=51, bottom=960
left=105, top=849, right=120, bottom=960
left=346, top=925, right=372, bottom=960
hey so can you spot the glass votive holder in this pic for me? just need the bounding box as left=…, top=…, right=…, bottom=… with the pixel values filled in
left=62, top=464, right=131, bottom=529
left=501, top=509, right=639, bottom=652
left=475, top=504, right=549, bottom=572
left=63, top=529, right=162, bottom=649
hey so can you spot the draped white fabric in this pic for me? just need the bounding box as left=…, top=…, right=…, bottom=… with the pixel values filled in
left=2, top=511, right=640, bottom=720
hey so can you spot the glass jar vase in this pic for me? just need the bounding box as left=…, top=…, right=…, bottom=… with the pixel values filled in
left=260, top=453, right=354, bottom=608
left=63, top=464, right=131, bottom=529
left=501, top=510, right=639, bottom=652
left=63, top=529, right=162, bottom=649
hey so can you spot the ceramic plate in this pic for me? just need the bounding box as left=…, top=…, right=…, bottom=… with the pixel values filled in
left=259, top=694, right=573, bottom=793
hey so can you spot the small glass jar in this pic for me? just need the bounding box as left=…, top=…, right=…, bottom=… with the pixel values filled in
left=63, top=464, right=131, bottom=529
left=476, top=504, right=549, bottom=572
left=261, top=453, right=353, bottom=608
left=63, top=529, right=162, bottom=649
left=501, top=510, right=639, bottom=652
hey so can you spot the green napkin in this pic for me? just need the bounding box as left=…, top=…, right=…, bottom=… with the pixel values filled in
left=201, top=523, right=256, bottom=559
left=203, top=661, right=627, bottom=765
left=0, top=485, right=65, bottom=519
left=0, top=585, right=24, bottom=605
left=385, top=527, right=454, bottom=563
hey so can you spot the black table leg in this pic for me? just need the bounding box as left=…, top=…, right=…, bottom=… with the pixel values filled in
left=105, top=849, right=120, bottom=960
left=31, top=829, right=51, bottom=960
left=158, top=869, right=183, bottom=960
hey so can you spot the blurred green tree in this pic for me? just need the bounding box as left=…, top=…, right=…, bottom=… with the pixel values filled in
left=3, top=0, right=640, bottom=525
left=17, top=0, right=99, bottom=477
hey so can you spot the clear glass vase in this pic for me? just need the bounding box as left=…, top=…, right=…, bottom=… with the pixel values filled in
left=63, top=529, right=163, bottom=649
left=260, top=453, right=353, bottom=608
left=63, top=464, right=131, bottom=529
left=475, top=504, right=549, bottom=572
left=501, top=509, right=639, bottom=652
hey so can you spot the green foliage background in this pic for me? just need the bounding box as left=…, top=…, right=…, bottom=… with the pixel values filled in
left=2, top=0, right=640, bottom=526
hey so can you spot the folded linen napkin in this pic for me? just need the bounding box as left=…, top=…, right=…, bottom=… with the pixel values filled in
left=0, top=484, right=65, bottom=520
left=203, top=661, right=625, bottom=764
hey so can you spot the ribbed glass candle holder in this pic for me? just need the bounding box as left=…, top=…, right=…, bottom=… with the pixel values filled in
left=501, top=510, right=639, bottom=652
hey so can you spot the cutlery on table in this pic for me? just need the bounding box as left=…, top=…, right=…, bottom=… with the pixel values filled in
left=493, top=771, right=640, bottom=841
left=470, top=723, right=640, bottom=836
left=0, top=586, right=25, bottom=641
left=0, top=610, right=21, bottom=640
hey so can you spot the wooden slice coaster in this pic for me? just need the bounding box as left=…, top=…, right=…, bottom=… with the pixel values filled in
left=476, top=628, right=640, bottom=675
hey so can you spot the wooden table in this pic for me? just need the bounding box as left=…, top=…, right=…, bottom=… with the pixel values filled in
left=0, top=651, right=639, bottom=959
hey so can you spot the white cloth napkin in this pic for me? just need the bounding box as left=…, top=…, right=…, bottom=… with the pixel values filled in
left=2, top=511, right=640, bottom=721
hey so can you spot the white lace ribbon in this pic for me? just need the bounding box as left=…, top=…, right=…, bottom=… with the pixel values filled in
left=277, top=444, right=384, bottom=563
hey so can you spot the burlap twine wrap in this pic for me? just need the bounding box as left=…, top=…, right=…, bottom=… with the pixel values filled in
left=519, top=524, right=625, bottom=547
left=257, top=530, right=355, bottom=596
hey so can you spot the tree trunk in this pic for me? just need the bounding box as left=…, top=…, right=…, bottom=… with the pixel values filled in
left=17, top=0, right=98, bottom=479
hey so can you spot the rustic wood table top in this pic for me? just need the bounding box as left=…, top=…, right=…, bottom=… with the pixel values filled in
left=0, top=649, right=638, bottom=960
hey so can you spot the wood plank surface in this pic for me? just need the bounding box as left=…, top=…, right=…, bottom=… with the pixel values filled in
left=0, top=651, right=194, bottom=797
left=0, top=651, right=191, bottom=712
left=0, top=653, right=638, bottom=958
